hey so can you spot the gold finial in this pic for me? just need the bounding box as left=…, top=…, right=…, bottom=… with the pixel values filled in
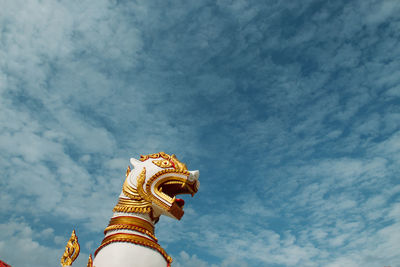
left=60, top=229, right=80, bottom=267
left=126, top=165, right=131, bottom=177
left=87, top=254, right=93, bottom=267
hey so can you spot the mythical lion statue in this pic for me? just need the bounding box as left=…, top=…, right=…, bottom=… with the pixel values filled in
left=61, top=152, right=200, bottom=267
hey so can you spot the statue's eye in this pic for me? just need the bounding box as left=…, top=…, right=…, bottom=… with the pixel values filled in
left=152, top=159, right=173, bottom=168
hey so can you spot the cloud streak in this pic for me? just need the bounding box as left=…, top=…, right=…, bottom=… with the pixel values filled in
left=0, top=0, right=399, bottom=266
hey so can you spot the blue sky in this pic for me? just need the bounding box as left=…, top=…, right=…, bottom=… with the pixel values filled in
left=1, top=0, right=400, bottom=266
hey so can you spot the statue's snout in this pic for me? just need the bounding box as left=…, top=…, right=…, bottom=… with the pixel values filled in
left=188, top=170, right=200, bottom=192
left=188, top=170, right=199, bottom=182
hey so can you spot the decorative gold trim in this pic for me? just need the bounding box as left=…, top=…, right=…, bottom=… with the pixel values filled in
left=146, top=169, right=190, bottom=207
left=95, top=233, right=172, bottom=265
left=108, top=216, right=154, bottom=233
left=87, top=254, right=93, bottom=267
left=60, top=230, right=80, bottom=267
left=140, top=152, right=187, bottom=172
left=116, top=167, right=191, bottom=217
left=140, top=152, right=170, bottom=162
left=114, top=168, right=152, bottom=213
left=170, top=154, right=188, bottom=171
left=153, top=176, right=194, bottom=203
left=117, top=164, right=192, bottom=219
left=152, top=159, right=173, bottom=168
left=104, top=216, right=157, bottom=241
left=122, top=175, right=147, bottom=201
left=126, top=166, right=131, bottom=177
left=113, top=199, right=152, bottom=213
left=113, top=206, right=151, bottom=213
left=117, top=197, right=150, bottom=207
left=104, top=224, right=157, bottom=241
left=136, top=167, right=153, bottom=204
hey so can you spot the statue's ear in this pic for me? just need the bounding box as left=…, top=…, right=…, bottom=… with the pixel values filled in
left=130, top=158, right=141, bottom=168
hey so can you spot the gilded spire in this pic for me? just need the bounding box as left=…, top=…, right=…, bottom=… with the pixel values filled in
left=126, top=165, right=131, bottom=177
left=60, top=230, right=80, bottom=267
left=87, top=254, right=93, bottom=267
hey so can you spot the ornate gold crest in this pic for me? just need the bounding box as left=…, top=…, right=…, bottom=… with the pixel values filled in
left=60, top=230, right=80, bottom=267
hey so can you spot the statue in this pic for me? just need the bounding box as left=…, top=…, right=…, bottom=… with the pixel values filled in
left=61, top=152, right=200, bottom=267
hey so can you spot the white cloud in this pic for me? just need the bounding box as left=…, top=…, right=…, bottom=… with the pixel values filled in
left=364, top=0, right=400, bottom=25
left=0, top=0, right=399, bottom=266
left=173, top=251, right=218, bottom=267
left=0, top=219, right=89, bottom=267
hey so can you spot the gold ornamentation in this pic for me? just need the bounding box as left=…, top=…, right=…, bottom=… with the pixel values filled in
left=152, top=159, right=173, bottom=168
left=117, top=157, right=192, bottom=219
left=94, top=233, right=172, bottom=265
left=104, top=224, right=157, bottom=241
left=169, top=154, right=188, bottom=172
left=146, top=169, right=191, bottom=207
left=122, top=175, right=147, bottom=201
left=113, top=205, right=152, bottom=213
left=104, top=216, right=157, bottom=241
left=60, top=230, right=80, bottom=267
left=87, top=254, right=93, bottom=267
left=60, top=153, right=196, bottom=267
left=140, top=152, right=170, bottom=162
left=136, top=167, right=153, bottom=203
left=114, top=169, right=152, bottom=213
left=154, top=176, right=196, bottom=203
left=119, top=173, right=187, bottom=220
left=140, top=152, right=188, bottom=172
left=116, top=197, right=151, bottom=208
left=118, top=165, right=192, bottom=217
left=108, top=216, right=154, bottom=233
left=113, top=197, right=152, bottom=213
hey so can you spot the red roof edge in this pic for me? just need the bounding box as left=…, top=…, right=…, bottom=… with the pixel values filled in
left=0, top=259, right=12, bottom=267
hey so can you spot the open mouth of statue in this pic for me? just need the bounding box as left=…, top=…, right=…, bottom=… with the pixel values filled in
left=157, top=179, right=198, bottom=209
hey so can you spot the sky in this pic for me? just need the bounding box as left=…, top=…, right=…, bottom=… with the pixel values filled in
left=0, top=0, right=400, bottom=266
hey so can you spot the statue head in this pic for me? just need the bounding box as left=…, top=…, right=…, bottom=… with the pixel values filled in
left=114, top=152, right=200, bottom=220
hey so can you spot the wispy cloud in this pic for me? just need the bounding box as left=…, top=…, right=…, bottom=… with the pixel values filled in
left=0, top=0, right=399, bottom=266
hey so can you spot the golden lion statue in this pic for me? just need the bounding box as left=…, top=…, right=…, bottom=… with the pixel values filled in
left=61, top=152, right=200, bottom=267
